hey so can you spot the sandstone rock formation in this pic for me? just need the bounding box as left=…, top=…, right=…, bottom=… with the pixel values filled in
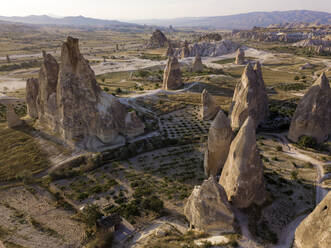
left=181, top=41, right=190, bottom=59
left=162, top=56, right=183, bottom=90
left=204, top=110, right=233, bottom=177
left=219, top=116, right=266, bottom=208
left=235, top=48, right=245, bottom=65
left=184, top=177, right=235, bottom=234
left=288, top=72, right=331, bottom=143
left=174, top=40, right=240, bottom=58
left=26, top=37, right=144, bottom=149
left=230, top=62, right=269, bottom=130
left=146, top=29, right=168, bottom=49
left=165, top=44, right=174, bottom=56
left=26, top=78, right=39, bottom=119
left=200, top=89, right=220, bottom=120
left=6, top=104, right=23, bottom=128
left=192, top=54, right=204, bottom=72
left=294, top=191, right=331, bottom=248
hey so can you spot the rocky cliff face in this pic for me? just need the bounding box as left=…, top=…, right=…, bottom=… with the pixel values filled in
left=294, top=191, right=331, bottom=248
left=219, top=116, right=266, bottom=208
left=162, top=56, right=183, bottom=90
left=288, top=72, right=331, bottom=143
left=200, top=89, right=220, bottom=121
left=26, top=78, right=39, bottom=119
left=146, top=29, right=168, bottom=48
left=184, top=177, right=235, bottom=234
left=204, top=110, right=233, bottom=177
left=26, top=37, right=144, bottom=149
left=230, top=62, right=269, bottom=130
left=174, top=40, right=240, bottom=58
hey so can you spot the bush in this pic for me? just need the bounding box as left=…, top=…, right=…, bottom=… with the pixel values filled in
left=81, top=204, right=103, bottom=228
left=298, top=135, right=317, bottom=149
left=294, top=76, right=300, bottom=81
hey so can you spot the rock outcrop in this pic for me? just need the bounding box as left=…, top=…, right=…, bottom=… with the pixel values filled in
left=181, top=41, right=190, bottom=59
left=26, top=37, right=144, bottom=149
left=146, top=29, right=168, bottom=48
left=200, top=89, right=220, bottom=120
left=288, top=72, right=331, bottom=143
left=230, top=62, right=269, bottom=130
left=6, top=104, right=23, bottom=128
left=235, top=48, right=245, bottom=65
left=204, top=110, right=233, bottom=177
left=192, top=54, right=204, bottom=72
left=165, top=44, right=174, bottom=56
left=294, top=191, right=331, bottom=248
left=162, top=56, right=183, bottom=90
left=174, top=40, right=240, bottom=58
left=26, top=78, right=39, bottom=119
left=184, top=177, right=235, bottom=234
left=219, top=116, right=266, bottom=209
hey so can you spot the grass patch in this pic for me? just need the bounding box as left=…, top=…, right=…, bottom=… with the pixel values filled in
left=0, top=123, right=49, bottom=182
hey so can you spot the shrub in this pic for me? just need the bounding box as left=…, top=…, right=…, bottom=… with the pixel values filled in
left=81, top=204, right=103, bottom=228
left=294, top=76, right=300, bottom=81
left=298, top=135, right=317, bottom=149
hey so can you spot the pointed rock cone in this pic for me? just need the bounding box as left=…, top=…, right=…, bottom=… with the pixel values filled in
left=162, top=56, right=183, bottom=90
left=288, top=72, right=331, bottom=143
left=6, top=104, right=23, bottom=128
left=294, top=191, right=331, bottom=248
left=192, top=54, right=204, bottom=72
left=204, top=110, right=233, bottom=177
left=200, top=89, right=220, bottom=121
left=219, top=116, right=266, bottom=208
left=235, top=48, right=245, bottom=65
left=230, top=62, right=269, bottom=130
left=184, top=177, right=235, bottom=234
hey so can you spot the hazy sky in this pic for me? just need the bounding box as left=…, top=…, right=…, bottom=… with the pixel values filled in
left=1, top=0, right=330, bottom=20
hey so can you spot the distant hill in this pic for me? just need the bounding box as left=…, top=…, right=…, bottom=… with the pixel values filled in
left=0, top=20, right=39, bottom=34
left=133, top=10, right=331, bottom=29
left=0, top=15, right=143, bottom=29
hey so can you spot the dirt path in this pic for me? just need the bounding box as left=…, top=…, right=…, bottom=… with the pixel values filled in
left=262, top=132, right=330, bottom=248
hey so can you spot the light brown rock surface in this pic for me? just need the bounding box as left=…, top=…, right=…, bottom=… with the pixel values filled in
left=235, top=48, right=245, bottom=65
left=288, top=72, right=331, bottom=143
left=162, top=56, right=183, bottom=90
left=147, top=29, right=168, bottom=48
left=219, top=116, right=266, bottom=209
left=184, top=177, right=235, bottom=234
left=6, top=104, right=23, bottom=128
left=230, top=62, right=269, bottom=130
left=36, top=51, right=59, bottom=128
left=200, top=89, right=220, bottom=121
left=26, top=78, right=39, bottom=119
left=174, top=40, right=240, bottom=57
left=204, top=110, right=233, bottom=177
left=294, top=191, right=331, bottom=248
left=192, top=54, right=204, bottom=72
left=26, top=37, right=144, bottom=149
